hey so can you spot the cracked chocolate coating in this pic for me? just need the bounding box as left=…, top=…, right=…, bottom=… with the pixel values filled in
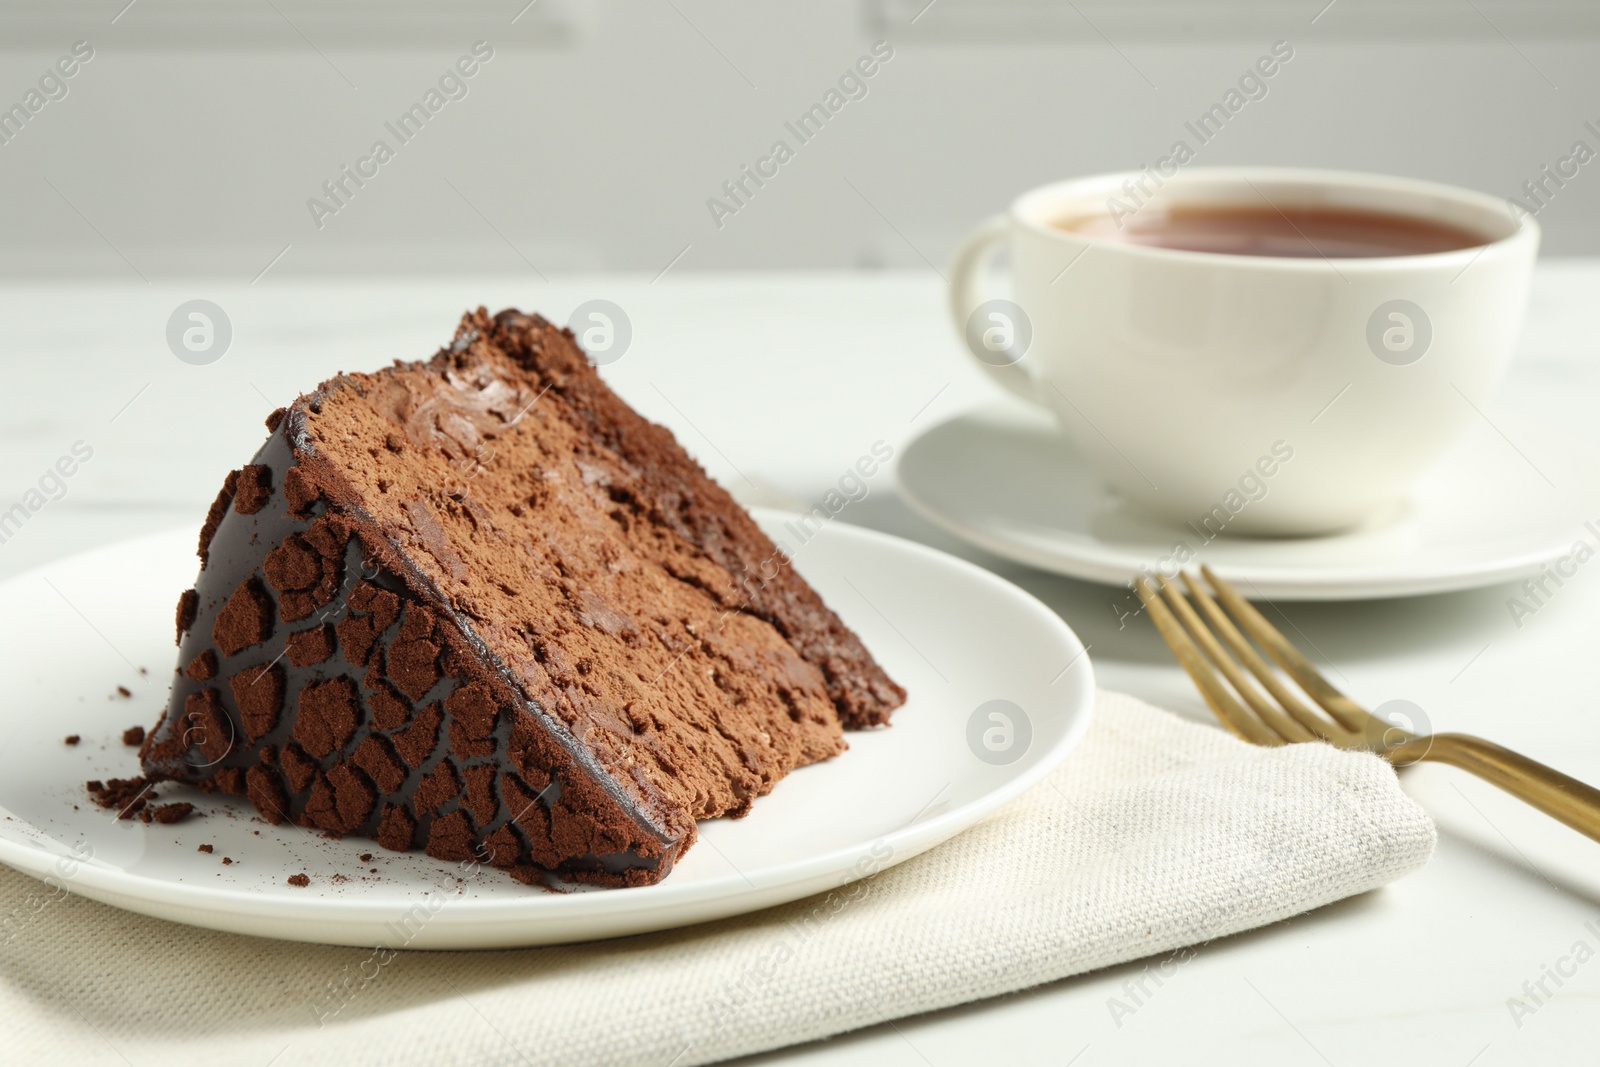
left=144, top=430, right=665, bottom=883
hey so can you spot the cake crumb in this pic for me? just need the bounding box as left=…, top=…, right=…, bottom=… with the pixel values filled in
left=198, top=844, right=214, bottom=854
left=359, top=853, right=372, bottom=862
left=288, top=873, right=310, bottom=887
left=64, top=735, right=80, bottom=746
left=116, top=686, right=132, bottom=698
left=145, top=802, right=195, bottom=825
left=133, top=799, right=194, bottom=825
left=222, top=857, right=233, bottom=865
left=86, top=776, right=154, bottom=818
left=122, top=725, right=146, bottom=746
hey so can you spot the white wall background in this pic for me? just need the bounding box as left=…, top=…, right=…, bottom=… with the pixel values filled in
left=0, top=0, right=1597, bottom=279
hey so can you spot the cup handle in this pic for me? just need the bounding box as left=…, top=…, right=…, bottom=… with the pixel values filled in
left=948, top=214, right=1042, bottom=406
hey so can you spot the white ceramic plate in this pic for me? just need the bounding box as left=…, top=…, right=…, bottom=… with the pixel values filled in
left=0, top=510, right=1092, bottom=949
left=899, top=402, right=1599, bottom=601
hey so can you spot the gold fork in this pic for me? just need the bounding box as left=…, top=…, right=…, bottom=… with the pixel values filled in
left=1135, top=565, right=1600, bottom=844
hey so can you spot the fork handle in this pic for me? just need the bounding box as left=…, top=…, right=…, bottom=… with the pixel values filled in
left=1389, top=732, right=1600, bottom=844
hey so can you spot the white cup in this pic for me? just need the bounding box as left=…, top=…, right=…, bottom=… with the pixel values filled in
left=948, top=167, right=1539, bottom=536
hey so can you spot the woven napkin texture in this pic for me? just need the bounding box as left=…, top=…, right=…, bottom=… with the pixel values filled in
left=2, top=689, right=1434, bottom=1066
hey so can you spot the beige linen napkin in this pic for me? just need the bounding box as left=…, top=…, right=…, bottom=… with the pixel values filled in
left=3, top=690, right=1434, bottom=1066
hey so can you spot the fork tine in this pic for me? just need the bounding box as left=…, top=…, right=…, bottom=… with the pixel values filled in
left=1133, top=577, right=1282, bottom=746
left=1176, top=573, right=1333, bottom=745
left=1198, top=565, right=1380, bottom=738
left=1154, top=576, right=1314, bottom=745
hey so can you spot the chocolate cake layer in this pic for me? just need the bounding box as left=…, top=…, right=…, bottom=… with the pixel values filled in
left=140, top=308, right=905, bottom=886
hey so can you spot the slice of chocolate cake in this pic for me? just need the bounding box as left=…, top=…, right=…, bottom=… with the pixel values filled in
left=139, top=308, right=904, bottom=887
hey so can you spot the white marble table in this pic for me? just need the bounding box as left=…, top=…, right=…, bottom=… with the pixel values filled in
left=3, top=268, right=1598, bottom=1064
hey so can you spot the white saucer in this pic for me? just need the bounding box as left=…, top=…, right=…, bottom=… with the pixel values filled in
left=898, top=402, right=1597, bottom=601
left=0, top=510, right=1093, bottom=949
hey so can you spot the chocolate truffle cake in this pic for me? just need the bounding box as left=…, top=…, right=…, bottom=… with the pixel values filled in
left=138, top=308, right=904, bottom=887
